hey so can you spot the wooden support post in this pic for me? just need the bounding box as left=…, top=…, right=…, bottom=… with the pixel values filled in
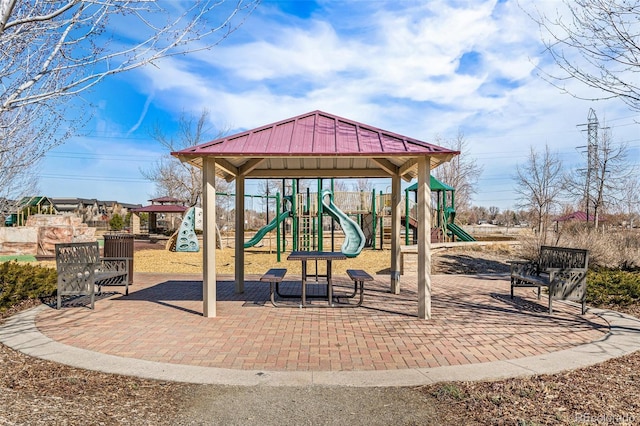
left=390, top=174, right=402, bottom=294
left=235, top=175, right=245, bottom=293
left=417, top=157, right=432, bottom=319
left=202, top=158, right=217, bottom=318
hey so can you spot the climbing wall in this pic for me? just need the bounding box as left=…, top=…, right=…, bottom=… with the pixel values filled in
left=175, top=207, right=199, bottom=252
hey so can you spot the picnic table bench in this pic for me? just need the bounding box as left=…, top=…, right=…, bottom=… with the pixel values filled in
left=510, top=245, right=589, bottom=314
left=260, top=268, right=288, bottom=307
left=261, top=261, right=372, bottom=308
left=344, top=269, right=372, bottom=307
left=56, top=241, right=131, bottom=309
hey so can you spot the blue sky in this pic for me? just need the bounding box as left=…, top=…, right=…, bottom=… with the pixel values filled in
left=40, top=0, right=639, bottom=210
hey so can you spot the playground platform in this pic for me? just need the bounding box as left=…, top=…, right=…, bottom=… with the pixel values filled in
left=2, top=272, right=640, bottom=387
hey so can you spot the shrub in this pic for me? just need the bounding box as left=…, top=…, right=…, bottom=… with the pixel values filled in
left=109, top=214, right=125, bottom=231
left=587, top=268, right=640, bottom=307
left=0, top=261, right=57, bottom=313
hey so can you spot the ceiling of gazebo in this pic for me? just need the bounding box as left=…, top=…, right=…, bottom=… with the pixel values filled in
left=172, top=110, right=459, bottom=182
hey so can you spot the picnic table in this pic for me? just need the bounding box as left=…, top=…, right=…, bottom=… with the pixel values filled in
left=286, top=250, right=347, bottom=307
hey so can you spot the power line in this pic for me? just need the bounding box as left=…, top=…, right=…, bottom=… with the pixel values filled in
left=45, top=151, right=163, bottom=161
left=40, top=173, right=149, bottom=183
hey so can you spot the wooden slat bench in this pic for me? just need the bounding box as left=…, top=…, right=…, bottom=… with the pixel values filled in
left=56, top=241, right=131, bottom=309
left=510, top=245, right=589, bottom=314
left=344, top=269, right=373, bottom=307
left=260, top=268, right=287, bottom=307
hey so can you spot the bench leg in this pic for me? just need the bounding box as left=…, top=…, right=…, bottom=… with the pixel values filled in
left=355, top=280, right=364, bottom=307
left=269, top=282, right=279, bottom=307
left=330, top=280, right=365, bottom=308
left=344, top=280, right=358, bottom=298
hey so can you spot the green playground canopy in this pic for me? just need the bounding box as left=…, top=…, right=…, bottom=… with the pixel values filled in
left=406, top=175, right=454, bottom=192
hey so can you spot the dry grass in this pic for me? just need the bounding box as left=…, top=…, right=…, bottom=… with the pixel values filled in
left=36, top=243, right=516, bottom=276
left=133, top=247, right=394, bottom=275
left=512, top=228, right=640, bottom=269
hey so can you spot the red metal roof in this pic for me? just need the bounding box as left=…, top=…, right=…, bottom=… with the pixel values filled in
left=174, top=110, right=455, bottom=157
left=555, top=211, right=607, bottom=223
left=555, top=211, right=589, bottom=222
left=172, top=110, right=459, bottom=182
left=149, top=196, right=183, bottom=204
left=131, top=205, right=188, bottom=214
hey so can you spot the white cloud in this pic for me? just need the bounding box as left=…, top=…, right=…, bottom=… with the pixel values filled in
left=55, top=0, right=637, bottom=209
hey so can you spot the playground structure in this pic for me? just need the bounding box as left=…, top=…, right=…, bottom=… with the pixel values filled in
left=167, top=207, right=223, bottom=252
left=405, top=176, right=476, bottom=244
left=167, top=207, right=202, bottom=252
left=173, top=176, right=473, bottom=258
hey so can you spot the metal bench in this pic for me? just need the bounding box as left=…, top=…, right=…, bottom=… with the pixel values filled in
left=510, top=245, right=588, bottom=314
left=260, top=268, right=287, bottom=307
left=55, top=241, right=131, bottom=309
left=344, top=269, right=373, bottom=307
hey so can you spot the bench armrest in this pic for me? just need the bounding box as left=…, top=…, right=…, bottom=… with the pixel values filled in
left=547, top=268, right=587, bottom=302
left=99, top=257, right=130, bottom=274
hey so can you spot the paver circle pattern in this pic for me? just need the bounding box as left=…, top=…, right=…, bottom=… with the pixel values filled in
left=34, top=273, right=609, bottom=372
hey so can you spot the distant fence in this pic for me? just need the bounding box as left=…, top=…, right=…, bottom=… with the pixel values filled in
left=86, top=220, right=109, bottom=231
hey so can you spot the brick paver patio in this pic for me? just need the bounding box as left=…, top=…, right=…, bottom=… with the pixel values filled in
left=36, top=272, right=609, bottom=372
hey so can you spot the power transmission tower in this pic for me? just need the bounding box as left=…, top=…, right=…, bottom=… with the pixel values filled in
left=578, top=108, right=598, bottom=225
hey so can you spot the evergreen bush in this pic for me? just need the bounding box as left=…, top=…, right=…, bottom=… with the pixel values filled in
left=0, top=261, right=57, bottom=313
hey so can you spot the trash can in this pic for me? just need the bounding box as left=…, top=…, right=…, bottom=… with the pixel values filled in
left=103, top=233, right=134, bottom=285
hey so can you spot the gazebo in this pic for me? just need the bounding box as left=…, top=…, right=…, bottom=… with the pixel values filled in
left=130, top=197, right=188, bottom=234
left=173, top=110, right=459, bottom=319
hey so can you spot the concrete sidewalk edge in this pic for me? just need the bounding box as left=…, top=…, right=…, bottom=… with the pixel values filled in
left=1, top=305, right=639, bottom=387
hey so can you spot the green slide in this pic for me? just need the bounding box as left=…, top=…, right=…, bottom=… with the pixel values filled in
left=446, top=223, right=476, bottom=242
left=320, top=189, right=365, bottom=258
left=244, top=211, right=290, bottom=248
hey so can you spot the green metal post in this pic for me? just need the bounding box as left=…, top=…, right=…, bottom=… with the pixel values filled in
left=451, top=190, right=456, bottom=212
left=292, top=180, right=298, bottom=251
left=306, top=188, right=311, bottom=250
left=276, top=192, right=281, bottom=262
left=371, top=188, right=377, bottom=250
left=379, top=190, right=384, bottom=250
left=437, top=190, right=442, bottom=227
left=317, top=178, right=323, bottom=252
left=405, top=188, right=410, bottom=245
left=330, top=178, right=335, bottom=251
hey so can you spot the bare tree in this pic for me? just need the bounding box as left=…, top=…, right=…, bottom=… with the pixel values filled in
left=0, top=0, right=257, bottom=201
left=619, top=175, right=640, bottom=228
left=514, top=145, right=563, bottom=242
left=528, top=1, right=640, bottom=111
left=255, top=179, right=281, bottom=223
left=141, top=110, right=231, bottom=206
left=496, top=209, right=518, bottom=229
left=431, top=132, right=483, bottom=213
left=564, top=126, right=635, bottom=227
left=352, top=178, right=373, bottom=193
left=0, top=102, right=69, bottom=203
left=1, top=0, right=258, bottom=111
left=330, top=180, right=349, bottom=193
left=488, top=206, right=500, bottom=223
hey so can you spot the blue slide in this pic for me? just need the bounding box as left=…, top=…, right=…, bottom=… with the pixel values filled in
left=244, top=211, right=290, bottom=248
left=320, top=189, right=365, bottom=258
